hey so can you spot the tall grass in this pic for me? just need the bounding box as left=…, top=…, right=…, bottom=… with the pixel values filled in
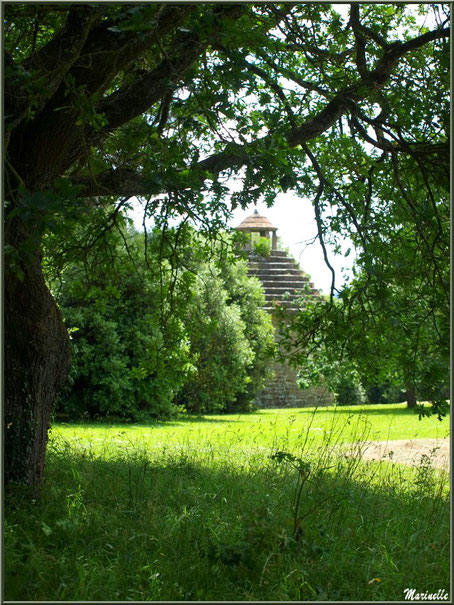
left=5, top=405, right=450, bottom=601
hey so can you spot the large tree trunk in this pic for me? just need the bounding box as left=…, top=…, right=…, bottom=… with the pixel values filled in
left=5, top=216, right=70, bottom=486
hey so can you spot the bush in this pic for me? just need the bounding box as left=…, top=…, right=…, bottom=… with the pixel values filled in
left=177, top=258, right=275, bottom=414
left=334, top=370, right=366, bottom=406
left=55, top=229, right=193, bottom=420
left=252, top=236, right=271, bottom=257
left=53, top=226, right=275, bottom=419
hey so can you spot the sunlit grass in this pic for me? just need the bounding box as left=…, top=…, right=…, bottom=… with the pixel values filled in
left=5, top=404, right=450, bottom=601
left=49, top=403, right=449, bottom=460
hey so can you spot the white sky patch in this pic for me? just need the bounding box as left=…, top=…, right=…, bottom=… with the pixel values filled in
left=128, top=192, right=354, bottom=295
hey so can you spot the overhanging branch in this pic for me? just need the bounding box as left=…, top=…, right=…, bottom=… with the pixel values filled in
left=287, top=25, right=449, bottom=147
left=72, top=143, right=249, bottom=198
left=96, top=31, right=204, bottom=131
left=6, top=6, right=100, bottom=130
left=95, top=4, right=247, bottom=132
left=72, top=24, right=449, bottom=201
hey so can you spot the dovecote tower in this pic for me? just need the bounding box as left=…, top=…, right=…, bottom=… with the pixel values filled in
left=235, top=211, right=334, bottom=408
left=235, top=209, right=278, bottom=251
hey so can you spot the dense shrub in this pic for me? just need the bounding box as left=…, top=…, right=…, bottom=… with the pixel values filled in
left=333, top=369, right=366, bottom=406
left=251, top=235, right=271, bottom=257
left=56, top=235, right=192, bottom=420
left=179, top=271, right=254, bottom=413
left=365, top=383, right=406, bottom=405
left=219, top=260, right=275, bottom=411
left=53, top=225, right=274, bottom=419
left=178, top=261, right=275, bottom=413
left=297, top=357, right=366, bottom=407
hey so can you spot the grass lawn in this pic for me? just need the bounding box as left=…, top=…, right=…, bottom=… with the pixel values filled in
left=49, top=403, right=450, bottom=459
left=5, top=403, right=450, bottom=601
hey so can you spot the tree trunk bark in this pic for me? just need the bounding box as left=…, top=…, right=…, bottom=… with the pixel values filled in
left=405, top=382, right=417, bottom=408
left=5, top=216, right=71, bottom=486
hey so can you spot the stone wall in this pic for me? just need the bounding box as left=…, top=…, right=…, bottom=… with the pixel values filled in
left=246, top=250, right=336, bottom=408
left=254, top=358, right=334, bottom=408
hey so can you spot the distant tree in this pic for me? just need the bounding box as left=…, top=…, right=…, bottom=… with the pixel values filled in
left=4, top=3, right=449, bottom=484
left=53, top=225, right=274, bottom=419
left=179, top=256, right=275, bottom=413
left=285, top=260, right=449, bottom=417
left=53, top=226, right=193, bottom=420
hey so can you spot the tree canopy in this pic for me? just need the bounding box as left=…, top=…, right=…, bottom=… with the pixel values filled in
left=52, top=225, right=275, bottom=420
left=4, top=2, right=450, bottom=485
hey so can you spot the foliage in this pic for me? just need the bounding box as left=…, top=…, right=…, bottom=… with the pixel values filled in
left=270, top=451, right=311, bottom=541
left=297, top=356, right=366, bottom=406
left=251, top=235, right=271, bottom=258
left=177, top=266, right=254, bottom=414
left=364, top=383, right=406, bottom=406
left=53, top=225, right=274, bottom=419
left=6, top=2, right=448, bottom=270
left=284, top=259, right=449, bottom=417
left=53, top=225, right=193, bottom=420
left=212, top=256, right=276, bottom=410
left=179, top=259, right=275, bottom=413
left=332, top=369, right=366, bottom=407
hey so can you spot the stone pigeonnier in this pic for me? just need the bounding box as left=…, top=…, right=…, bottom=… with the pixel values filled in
left=235, top=210, right=334, bottom=408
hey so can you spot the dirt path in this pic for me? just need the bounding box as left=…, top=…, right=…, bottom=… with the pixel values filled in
left=345, top=438, right=450, bottom=470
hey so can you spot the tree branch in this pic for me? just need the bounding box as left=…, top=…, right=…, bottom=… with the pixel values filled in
left=72, top=142, right=249, bottom=198
left=370, top=26, right=449, bottom=86
left=287, top=25, right=449, bottom=147
left=241, top=59, right=296, bottom=127
left=349, top=113, right=449, bottom=162
left=95, top=4, right=247, bottom=133
left=23, top=6, right=101, bottom=96
left=348, top=3, right=388, bottom=49
left=62, top=4, right=197, bottom=100
left=350, top=4, right=368, bottom=77
left=95, top=31, right=204, bottom=131
left=71, top=23, right=449, bottom=203
left=301, top=143, right=337, bottom=304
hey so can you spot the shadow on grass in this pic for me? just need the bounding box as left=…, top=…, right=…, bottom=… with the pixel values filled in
left=5, top=443, right=450, bottom=602
left=296, top=405, right=442, bottom=418
left=329, top=406, right=418, bottom=416
left=54, top=415, right=242, bottom=430
left=165, top=414, right=243, bottom=425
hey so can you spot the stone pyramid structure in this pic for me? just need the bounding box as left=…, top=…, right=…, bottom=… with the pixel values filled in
left=235, top=210, right=334, bottom=408
left=247, top=249, right=320, bottom=313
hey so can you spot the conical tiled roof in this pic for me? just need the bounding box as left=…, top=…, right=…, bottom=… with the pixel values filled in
left=235, top=210, right=277, bottom=232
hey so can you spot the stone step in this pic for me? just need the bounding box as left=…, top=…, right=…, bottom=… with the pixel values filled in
left=264, top=288, right=319, bottom=298
left=264, top=288, right=310, bottom=297
left=248, top=267, right=309, bottom=280
left=265, top=293, right=301, bottom=301
left=245, top=250, right=320, bottom=308
left=262, top=304, right=302, bottom=313
left=253, top=277, right=310, bottom=287
left=248, top=250, right=288, bottom=258
left=248, top=254, right=297, bottom=262
left=248, top=266, right=305, bottom=275
left=254, top=275, right=314, bottom=290
left=249, top=261, right=301, bottom=272
left=248, top=258, right=299, bottom=266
